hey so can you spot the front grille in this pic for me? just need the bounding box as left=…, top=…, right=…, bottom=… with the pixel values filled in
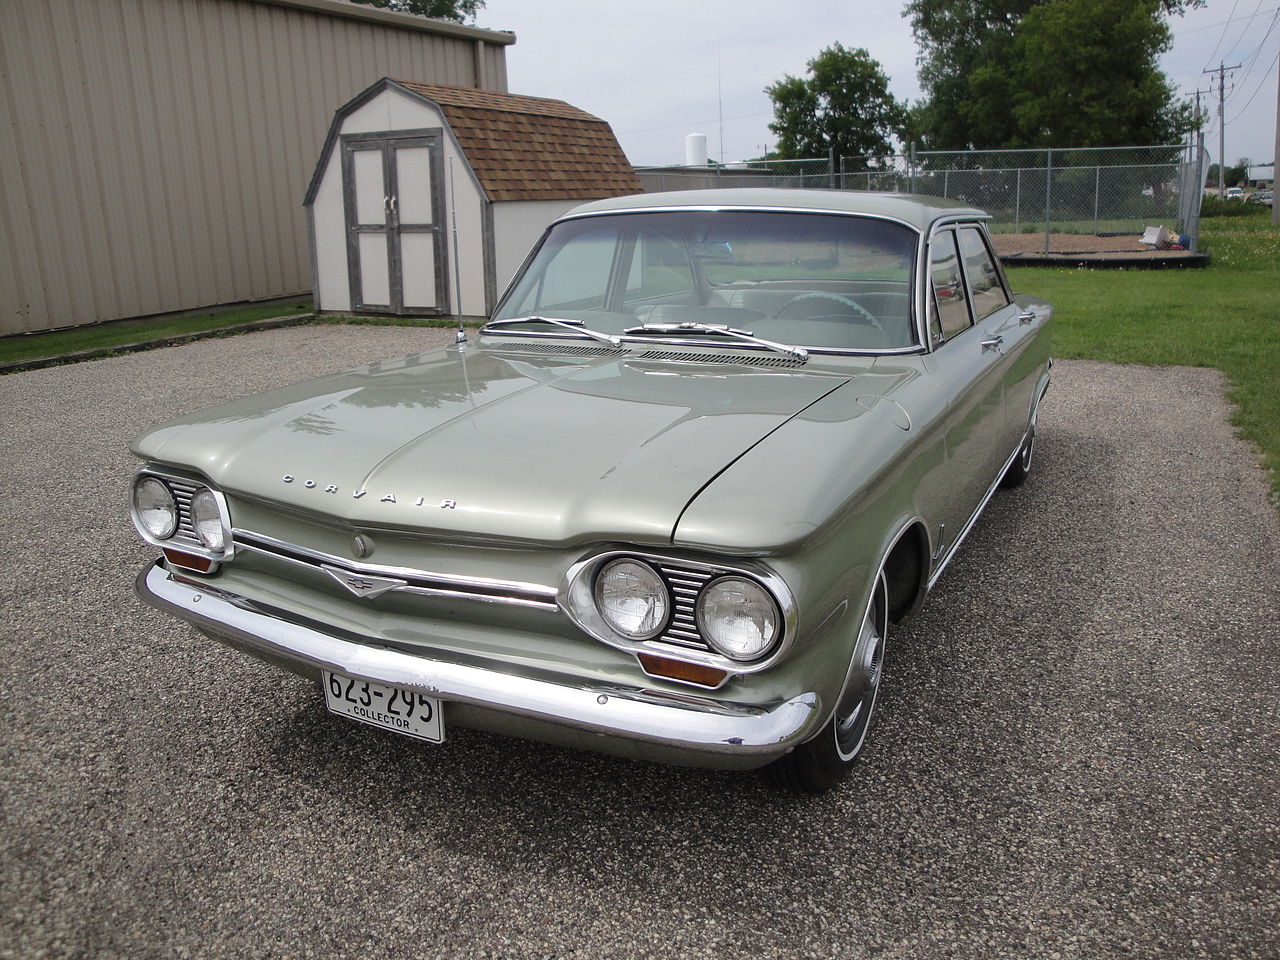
left=232, top=529, right=559, bottom=610
left=654, top=561, right=717, bottom=651
left=167, top=478, right=202, bottom=541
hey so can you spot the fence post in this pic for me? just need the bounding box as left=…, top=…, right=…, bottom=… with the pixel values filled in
left=1093, top=165, right=1101, bottom=235
left=1043, top=148, right=1053, bottom=256
left=1015, top=168, right=1022, bottom=232
left=943, top=169, right=950, bottom=198
left=828, top=148, right=836, bottom=189
left=910, top=142, right=917, bottom=195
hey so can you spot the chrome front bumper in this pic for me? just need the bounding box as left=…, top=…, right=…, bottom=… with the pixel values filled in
left=136, top=561, right=820, bottom=770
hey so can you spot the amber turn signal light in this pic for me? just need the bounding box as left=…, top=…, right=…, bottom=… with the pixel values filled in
left=162, top=548, right=213, bottom=573
left=637, top=653, right=727, bottom=688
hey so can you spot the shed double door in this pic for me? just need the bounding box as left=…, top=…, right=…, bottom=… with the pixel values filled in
left=342, top=133, right=448, bottom=315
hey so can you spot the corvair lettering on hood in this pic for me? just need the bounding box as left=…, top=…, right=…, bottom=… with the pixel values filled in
left=281, top=475, right=457, bottom=509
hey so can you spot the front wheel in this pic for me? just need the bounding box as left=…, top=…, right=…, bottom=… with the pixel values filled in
left=1001, top=424, right=1035, bottom=489
left=765, top=573, right=887, bottom=794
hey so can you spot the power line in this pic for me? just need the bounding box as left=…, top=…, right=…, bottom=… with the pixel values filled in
left=1231, top=9, right=1280, bottom=94
left=1202, top=0, right=1241, bottom=70
left=1229, top=48, right=1280, bottom=122
left=1220, top=0, right=1266, bottom=63
left=1177, top=4, right=1277, bottom=38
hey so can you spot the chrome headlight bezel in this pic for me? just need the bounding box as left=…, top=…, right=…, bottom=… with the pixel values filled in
left=130, top=467, right=234, bottom=566
left=560, top=549, right=796, bottom=680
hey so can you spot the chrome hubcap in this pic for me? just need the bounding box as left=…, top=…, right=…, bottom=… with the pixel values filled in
left=834, top=581, right=884, bottom=761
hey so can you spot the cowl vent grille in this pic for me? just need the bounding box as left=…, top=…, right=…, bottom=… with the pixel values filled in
left=635, top=350, right=806, bottom=368
left=485, top=342, right=620, bottom=358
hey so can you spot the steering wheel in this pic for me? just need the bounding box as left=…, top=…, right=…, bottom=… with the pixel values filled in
left=776, top=292, right=886, bottom=337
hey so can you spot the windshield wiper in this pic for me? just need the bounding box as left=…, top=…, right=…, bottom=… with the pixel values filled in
left=482, top=316, right=622, bottom=347
left=622, top=321, right=808, bottom=361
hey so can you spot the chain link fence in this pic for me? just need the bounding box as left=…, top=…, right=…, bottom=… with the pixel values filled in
left=636, top=144, right=1206, bottom=252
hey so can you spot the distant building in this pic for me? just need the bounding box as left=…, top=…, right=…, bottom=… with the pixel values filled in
left=0, top=0, right=515, bottom=335
left=1246, top=164, right=1274, bottom=188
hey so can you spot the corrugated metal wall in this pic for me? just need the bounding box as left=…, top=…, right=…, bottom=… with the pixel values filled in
left=0, top=0, right=511, bottom=334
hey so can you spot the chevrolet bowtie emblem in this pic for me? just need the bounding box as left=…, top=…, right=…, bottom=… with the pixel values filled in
left=321, top=564, right=406, bottom=599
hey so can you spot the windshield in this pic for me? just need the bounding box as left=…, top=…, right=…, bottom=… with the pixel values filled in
left=492, top=210, right=920, bottom=351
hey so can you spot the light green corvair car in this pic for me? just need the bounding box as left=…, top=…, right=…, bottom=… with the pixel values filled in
left=132, top=190, right=1052, bottom=793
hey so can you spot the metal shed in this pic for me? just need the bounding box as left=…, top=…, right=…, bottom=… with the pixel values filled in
left=0, top=0, right=516, bottom=335
left=304, top=78, right=641, bottom=318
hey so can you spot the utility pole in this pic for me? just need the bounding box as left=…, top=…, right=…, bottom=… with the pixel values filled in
left=1204, top=62, right=1242, bottom=195
left=1274, top=48, right=1280, bottom=225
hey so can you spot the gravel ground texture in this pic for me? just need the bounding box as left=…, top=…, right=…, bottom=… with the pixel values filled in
left=2, top=326, right=1277, bottom=960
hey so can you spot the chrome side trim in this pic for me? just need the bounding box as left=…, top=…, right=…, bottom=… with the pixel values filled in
left=232, top=528, right=558, bottom=609
left=926, top=438, right=1023, bottom=591
left=926, top=365, right=1051, bottom=591
left=136, top=561, right=820, bottom=760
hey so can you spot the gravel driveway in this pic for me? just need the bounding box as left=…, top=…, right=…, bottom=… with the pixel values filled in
left=2, top=326, right=1277, bottom=960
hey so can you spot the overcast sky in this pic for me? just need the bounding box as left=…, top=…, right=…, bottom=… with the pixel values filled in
left=474, top=0, right=1279, bottom=170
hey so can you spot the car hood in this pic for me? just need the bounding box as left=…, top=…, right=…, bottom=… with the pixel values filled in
left=133, top=344, right=863, bottom=545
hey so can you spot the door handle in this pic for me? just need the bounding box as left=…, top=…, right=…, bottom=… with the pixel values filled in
left=389, top=195, right=398, bottom=216
left=383, top=196, right=391, bottom=215
left=981, top=334, right=1004, bottom=352
left=1018, top=310, right=1036, bottom=325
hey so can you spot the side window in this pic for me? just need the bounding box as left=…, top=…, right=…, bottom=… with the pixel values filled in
left=957, top=227, right=1010, bottom=321
left=930, top=230, right=970, bottom=341
left=623, top=230, right=695, bottom=304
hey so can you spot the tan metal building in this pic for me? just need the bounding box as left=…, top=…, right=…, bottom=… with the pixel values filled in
left=0, top=0, right=515, bottom=335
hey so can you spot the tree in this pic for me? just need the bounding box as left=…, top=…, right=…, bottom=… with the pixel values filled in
left=766, top=44, right=906, bottom=167
left=905, top=0, right=1202, bottom=149
left=344, top=0, right=484, bottom=22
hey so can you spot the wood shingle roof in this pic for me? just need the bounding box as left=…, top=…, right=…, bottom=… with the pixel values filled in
left=394, top=80, right=642, bottom=203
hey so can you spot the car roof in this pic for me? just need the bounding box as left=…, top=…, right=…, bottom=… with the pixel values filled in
left=561, top=188, right=989, bottom=232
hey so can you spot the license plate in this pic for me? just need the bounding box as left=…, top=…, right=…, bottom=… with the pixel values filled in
left=322, top=671, right=444, bottom=743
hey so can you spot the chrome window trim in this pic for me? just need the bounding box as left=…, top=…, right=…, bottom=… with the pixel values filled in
left=560, top=549, right=800, bottom=676
left=232, top=528, right=559, bottom=609
left=492, top=206, right=928, bottom=357
left=556, top=205, right=922, bottom=232
left=922, top=218, right=1003, bottom=353
left=132, top=466, right=234, bottom=565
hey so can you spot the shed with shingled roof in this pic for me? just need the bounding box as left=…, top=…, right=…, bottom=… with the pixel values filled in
left=305, top=77, right=641, bottom=318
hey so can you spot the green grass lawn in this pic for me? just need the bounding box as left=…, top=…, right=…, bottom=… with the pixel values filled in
left=1006, top=210, right=1280, bottom=503
left=0, top=298, right=313, bottom=365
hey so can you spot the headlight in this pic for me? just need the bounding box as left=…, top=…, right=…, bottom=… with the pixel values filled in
left=594, top=559, right=669, bottom=640
left=133, top=477, right=177, bottom=539
left=697, top=576, right=781, bottom=661
left=190, top=488, right=226, bottom=551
